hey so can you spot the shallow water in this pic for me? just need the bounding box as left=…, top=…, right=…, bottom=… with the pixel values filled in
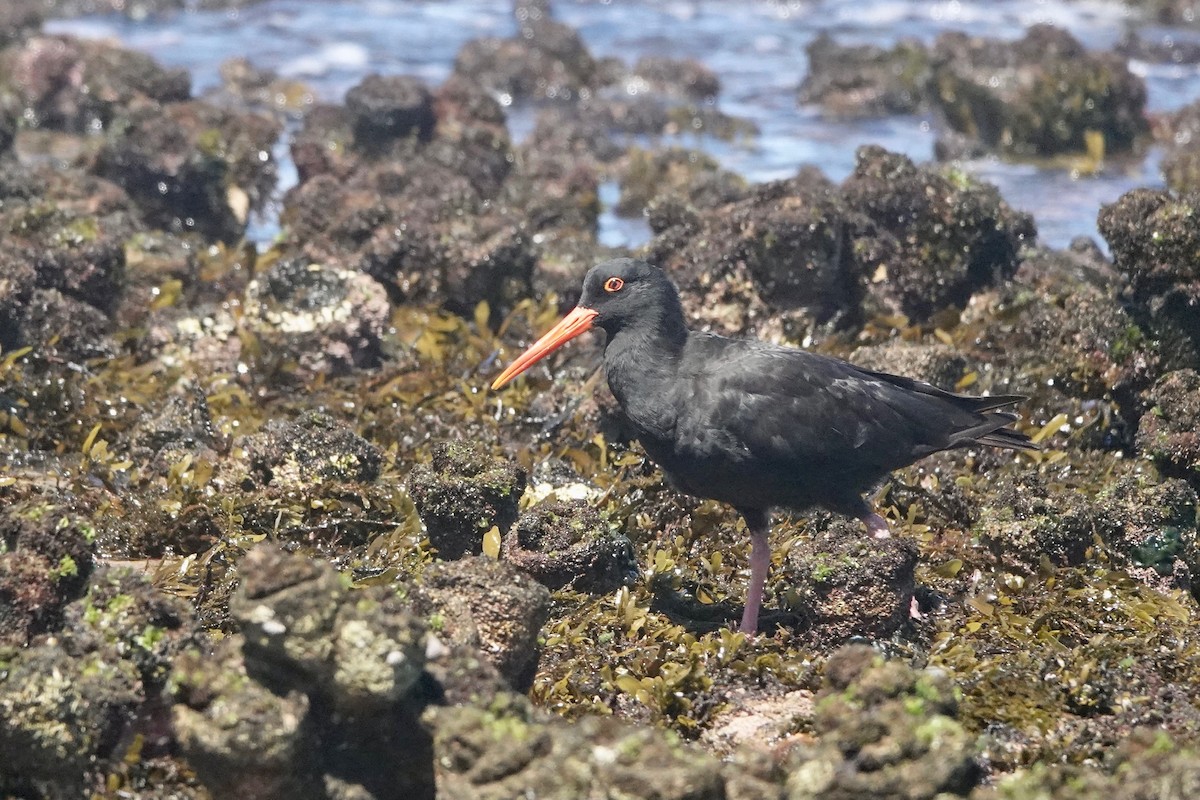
left=46, top=0, right=1200, bottom=249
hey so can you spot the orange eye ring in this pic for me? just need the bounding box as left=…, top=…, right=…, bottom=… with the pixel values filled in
left=604, top=277, right=624, bottom=293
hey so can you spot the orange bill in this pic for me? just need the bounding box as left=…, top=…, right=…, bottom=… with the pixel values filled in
left=490, top=306, right=599, bottom=390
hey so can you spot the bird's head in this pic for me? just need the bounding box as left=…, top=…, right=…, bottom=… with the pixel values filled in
left=490, top=258, right=683, bottom=390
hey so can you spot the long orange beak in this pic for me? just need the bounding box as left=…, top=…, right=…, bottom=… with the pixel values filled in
left=491, top=306, right=599, bottom=390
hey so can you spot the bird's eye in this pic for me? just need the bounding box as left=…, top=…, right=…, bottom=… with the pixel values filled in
left=604, top=277, right=625, bottom=293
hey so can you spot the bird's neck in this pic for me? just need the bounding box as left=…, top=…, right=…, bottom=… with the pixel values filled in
left=602, top=312, right=689, bottom=425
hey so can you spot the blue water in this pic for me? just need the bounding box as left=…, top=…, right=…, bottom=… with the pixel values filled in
left=46, top=0, right=1200, bottom=249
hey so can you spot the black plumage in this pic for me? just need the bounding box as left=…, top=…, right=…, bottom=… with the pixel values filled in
left=492, top=258, right=1034, bottom=634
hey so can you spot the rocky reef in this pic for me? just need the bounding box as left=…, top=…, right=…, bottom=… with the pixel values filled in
left=2, top=1, right=1200, bottom=799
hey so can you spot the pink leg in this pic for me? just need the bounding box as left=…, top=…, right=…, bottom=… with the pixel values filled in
left=861, top=511, right=891, bottom=539
left=739, top=512, right=771, bottom=635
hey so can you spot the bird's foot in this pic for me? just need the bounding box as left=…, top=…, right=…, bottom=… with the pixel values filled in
left=862, top=511, right=891, bottom=539
left=909, top=596, right=923, bottom=620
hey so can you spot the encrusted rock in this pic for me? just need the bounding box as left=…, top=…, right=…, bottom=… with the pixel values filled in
left=1137, top=369, right=1200, bottom=487
left=246, top=411, right=383, bottom=488
left=929, top=25, right=1147, bottom=157
left=799, top=33, right=929, bottom=117
left=175, top=544, right=436, bottom=800
left=345, top=74, right=436, bottom=152
left=842, top=146, right=1035, bottom=321
left=241, top=256, right=391, bottom=380
left=408, top=442, right=527, bottom=560
left=1099, top=189, right=1200, bottom=372
left=410, top=556, right=549, bottom=691
left=502, top=499, right=636, bottom=592
left=782, top=519, right=918, bottom=643
left=784, top=645, right=980, bottom=800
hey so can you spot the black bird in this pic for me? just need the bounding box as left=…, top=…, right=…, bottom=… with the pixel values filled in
left=492, top=258, right=1033, bottom=634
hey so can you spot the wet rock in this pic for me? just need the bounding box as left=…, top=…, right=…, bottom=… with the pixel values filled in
left=646, top=171, right=859, bottom=335
left=799, top=33, right=930, bottom=117
left=0, top=644, right=143, bottom=798
left=502, top=499, right=636, bottom=592
left=429, top=694, right=727, bottom=800
left=616, top=146, right=748, bottom=219
left=0, top=97, right=16, bottom=155
left=408, top=442, right=527, bottom=560
left=0, top=35, right=190, bottom=133
left=94, top=100, right=280, bottom=242
left=631, top=55, right=721, bottom=101
left=0, top=204, right=128, bottom=322
left=0, top=3, right=42, bottom=48
left=976, top=472, right=1100, bottom=572
left=850, top=341, right=969, bottom=391
left=246, top=411, right=382, bottom=489
left=1099, top=189, right=1200, bottom=371
left=929, top=25, right=1148, bottom=157
left=0, top=506, right=96, bottom=647
left=453, top=1, right=598, bottom=103
left=782, top=519, right=918, bottom=643
left=241, top=256, right=390, bottom=380
left=1137, top=370, right=1200, bottom=487
left=345, top=74, right=436, bottom=152
left=842, top=146, right=1035, bottom=321
left=280, top=162, right=534, bottom=319
left=1098, top=474, right=1198, bottom=580
left=128, top=383, right=221, bottom=470
left=0, top=556, right=195, bottom=797
left=172, top=643, right=324, bottom=800
left=411, top=556, right=550, bottom=691
left=173, top=544, right=436, bottom=800
left=785, top=645, right=980, bottom=799
left=3, top=287, right=114, bottom=363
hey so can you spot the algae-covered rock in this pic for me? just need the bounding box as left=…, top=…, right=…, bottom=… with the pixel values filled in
left=241, top=256, right=391, bottom=380
left=785, top=644, right=980, bottom=800
left=930, top=25, right=1147, bottom=157
left=799, top=33, right=930, bottom=117
left=502, top=499, right=636, bottom=592
left=1137, top=369, right=1200, bottom=487
left=246, top=411, right=383, bottom=488
left=1098, top=189, right=1200, bottom=372
left=176, top=544, right=437, bottom=800
left=411, top=556, right=550, bottom=691
left=408, top=441, right=527, bottom=560
left=429, top=693, right=727, bottom=800
left=782, top=519, right=919, bottom=644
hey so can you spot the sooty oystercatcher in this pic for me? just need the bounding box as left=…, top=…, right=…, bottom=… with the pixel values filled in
left=491, top=258, right=1034, bottom=634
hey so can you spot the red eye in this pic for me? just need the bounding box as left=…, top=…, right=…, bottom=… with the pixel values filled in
left=604, top=277, right=624, bottom=292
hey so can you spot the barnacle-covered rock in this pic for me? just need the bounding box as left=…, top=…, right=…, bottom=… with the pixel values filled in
left=785, top=644, right=980, bottom=800
left=241, top=256, right=391, bottom=380
left=1137, top=369, right=1200, bottom=487
left=929, top=25, right=1147, bottom=157
left=411, top=556, right=549, bottom=691
left=408, top=441, right=526, bottom=560
left=430, top=694, right=727, bottom=800
left=782, top=519, right=918, bottom=644
left=502, top=499, right=635, bottom=592
left=245, top=411, right=382, bottom=488
left=176, top=544, right=436, bottom=800
left=1098, top=190, right=1200, bottom=372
